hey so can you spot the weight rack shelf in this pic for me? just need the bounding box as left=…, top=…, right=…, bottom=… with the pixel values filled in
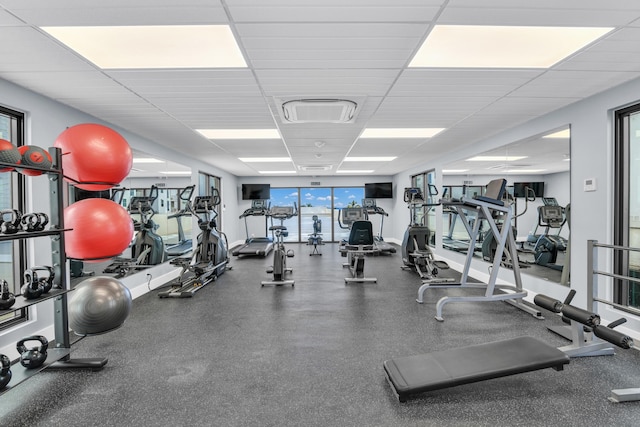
left=0, top=289, right=72, bottom=315
left=1, top=147, right=107, bottom=397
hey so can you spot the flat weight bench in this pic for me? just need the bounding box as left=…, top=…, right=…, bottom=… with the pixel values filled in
left=383, top=336, right=569, bottom=402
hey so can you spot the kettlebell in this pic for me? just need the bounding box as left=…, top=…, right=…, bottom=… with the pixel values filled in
left=21, top=269, right=44, bottom=300
left=0, top=209, right=21, bottom=234
left=35, top=212, right=49, bottom=231
left=0, top=279, right=16, bottom=310
left=16, top=335, right=48, bottom=369
left=31, top=266, right=56, bottom=294
left=0, top=354, right=11, bottom=390
left=20, top=213, right=41, bottom=232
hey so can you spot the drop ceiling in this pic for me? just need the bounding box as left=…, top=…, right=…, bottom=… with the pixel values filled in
left=0, top=0, right=639, bottom=177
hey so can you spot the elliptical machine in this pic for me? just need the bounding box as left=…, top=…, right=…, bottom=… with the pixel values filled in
left=159, top=188, right=231, bottom=298
left=400, top=187, right=452, bottom=282
left=262, top=204, right=297, bottom=286
left=104, top=185, right=166, bottom=277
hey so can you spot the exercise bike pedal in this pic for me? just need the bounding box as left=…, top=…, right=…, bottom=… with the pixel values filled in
left=266, top=266, right=274, bottom=274
left=286, top=249, right=294, bottom=257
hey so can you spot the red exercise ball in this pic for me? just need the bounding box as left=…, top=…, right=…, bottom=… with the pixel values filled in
left=0, top=139, right=21, bottom=172
left=17, top=145, right=53, bottom=176
left=64, top=198, right=134, bottom=261
left=54, top=123, right=132, bottom=191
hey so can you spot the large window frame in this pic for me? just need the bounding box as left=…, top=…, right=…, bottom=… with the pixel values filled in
left=0, top=105, right=26, bottom=329
left=614, top=103, right=640, bottom=309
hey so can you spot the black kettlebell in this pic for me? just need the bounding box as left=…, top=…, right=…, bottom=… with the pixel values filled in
left=31, top=266, right=56, bottom=294
left=0, top=354, right=11, bottom=389
left=21, top=269, right=44, bottom=300
left=0, top=279, right=16, bottom=310
left=0, top=209, right=21, bottom=234
left=20, top=213, right=40, bottom=232
left=16, top=335, right=48, bottom=369
left=35, top=212, right=49, bottom=231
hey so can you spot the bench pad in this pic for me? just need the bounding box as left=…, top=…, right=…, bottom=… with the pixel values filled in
left=383, top=336, right=569, bottom=401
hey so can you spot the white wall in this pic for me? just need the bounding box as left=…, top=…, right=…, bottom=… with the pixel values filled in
left=392, top=74, right=640, bottom=339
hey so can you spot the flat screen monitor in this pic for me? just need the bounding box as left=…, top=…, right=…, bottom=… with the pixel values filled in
left=364, top=182, right=393, bottom=199
left=513, top=182, right=544, bottom=198
left=241, top=183, right=270, bottom=200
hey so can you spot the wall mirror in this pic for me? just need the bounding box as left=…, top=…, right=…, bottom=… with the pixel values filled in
left=69, top=150, right=193, bottom=283
left=441, top=127, right=571, bottom=285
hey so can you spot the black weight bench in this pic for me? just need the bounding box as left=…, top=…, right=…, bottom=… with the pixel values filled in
left=383, top=336, right=569, bottom=402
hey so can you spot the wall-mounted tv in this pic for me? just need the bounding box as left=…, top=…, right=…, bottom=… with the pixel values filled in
left=364, top=182, right=393, bottom=199
left=241, top=183, right=270, bottom=200
left=513, top=182, right=544, bottom=198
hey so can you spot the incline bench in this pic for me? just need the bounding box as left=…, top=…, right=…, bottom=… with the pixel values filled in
left=383, top=336, right=569, bottom=402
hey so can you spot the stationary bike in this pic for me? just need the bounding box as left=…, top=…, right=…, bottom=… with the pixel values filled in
left=400, top=187, right=452, bottom=283
left=307, top=215, right=324, bottom=256
left=338, top=207, right=379, bottom=283
left=158, top=188, right=231, bottom=298
left=262, top=204, right=297, bottom=286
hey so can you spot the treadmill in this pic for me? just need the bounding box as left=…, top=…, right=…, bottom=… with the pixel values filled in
left=232, top=199, right=274, bottom=257
left=362, top=198, right=396, bottom=254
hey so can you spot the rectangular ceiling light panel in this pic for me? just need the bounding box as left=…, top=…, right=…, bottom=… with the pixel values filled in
left=409, top=25, right=614, bottom=68
left=42, top=25, right=247, bottom=69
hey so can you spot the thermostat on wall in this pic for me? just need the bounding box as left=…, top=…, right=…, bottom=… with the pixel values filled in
left=584, top=178, right=597, bottom=192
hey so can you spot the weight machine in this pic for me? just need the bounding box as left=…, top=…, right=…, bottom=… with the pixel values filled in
left=158, top=189, right=231, bottom=298
left=417, top=179, right=542, bottom=321
left=262, top=204, right=297, bottom=286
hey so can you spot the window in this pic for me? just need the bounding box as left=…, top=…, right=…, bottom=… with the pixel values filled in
left=615, top=104, right=640, bottom=309
left=0, top=105, right=25, bottom=328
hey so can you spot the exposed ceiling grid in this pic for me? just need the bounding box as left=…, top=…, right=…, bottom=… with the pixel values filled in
left=0, top=1, right=638, bottom=176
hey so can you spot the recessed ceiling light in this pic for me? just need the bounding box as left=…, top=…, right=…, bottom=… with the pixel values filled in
left=197, top=129, right=280, bottom=139
left=466, top=156, right=528, bottom=162
left=360, top=128, right=445, bottom=138
left=133, top=158, right=164, bottom=164
left=239, top=157, right=291, bottom=163
left=543, top=129, right=571, bottom=139
left=160, top=171, right=192, bottom=175
left=442, top=169, right=469, bottom=173
left=336, top=170, right=374, bottom=174
left=343, top=157, right=397, bottom=162
left=409, top=25, right=613, bottom=68
left=41, top=25, right=247, bottom=69
left=258, top=171, right=296, bottom=174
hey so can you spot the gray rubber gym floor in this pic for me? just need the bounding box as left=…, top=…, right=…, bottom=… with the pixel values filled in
left=2, top=243, right=640, bottom=427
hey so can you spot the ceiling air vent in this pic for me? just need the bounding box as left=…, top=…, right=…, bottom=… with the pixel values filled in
left=298, top=165, right=333, bottom=172
left=281, top=99, right=358, bottom=123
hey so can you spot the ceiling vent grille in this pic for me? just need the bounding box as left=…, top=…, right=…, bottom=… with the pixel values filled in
left=281, top=99, right=358, bottom=123
left=298, top=165, right=333, bottom=172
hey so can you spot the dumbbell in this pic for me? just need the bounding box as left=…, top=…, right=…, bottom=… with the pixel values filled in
left=21, top=268, right=44, bottom=299
left=0, top=279, right=15, bottom=310
left=0, top=354, right=11, bottom=389
left=16, top=335, right=48, bottom=369
left=0, top=209, right=21, bottom=234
